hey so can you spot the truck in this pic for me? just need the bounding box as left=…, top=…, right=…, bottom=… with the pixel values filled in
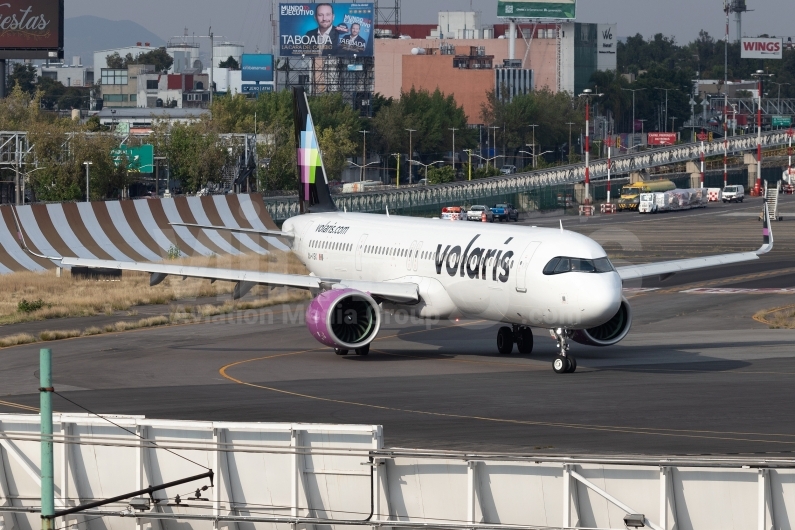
left=440, top=206, right=466, bottom=221
left=638, top=188, right=709, bottom=214
left=618, top=180, right=676, bottom=210
left=491, top=203, right=519, bottom=222
left=466, top=205, right=494, bottom=222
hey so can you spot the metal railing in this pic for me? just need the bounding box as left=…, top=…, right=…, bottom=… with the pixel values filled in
left=264, top=129, right=793, bottom=221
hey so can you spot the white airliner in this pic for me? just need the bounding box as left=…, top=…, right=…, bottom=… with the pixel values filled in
left=50, top=88, right=772, bottom=373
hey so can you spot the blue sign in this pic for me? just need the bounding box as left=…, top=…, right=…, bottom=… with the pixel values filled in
left=241, top=54, right=274, bottom=82
left=242, top=84, right=274, bottom=93
left=279, top=3, right=374, bottom=57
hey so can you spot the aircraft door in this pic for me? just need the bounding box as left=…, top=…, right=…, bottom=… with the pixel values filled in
left=356, top=234, right=368, bottom=271
left=413, top=241, right=423, bottom=271
left=515, top=242, right=541, bottom=293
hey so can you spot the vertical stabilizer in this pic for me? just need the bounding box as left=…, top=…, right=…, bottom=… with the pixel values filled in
left=293, top=87, right=337, bottom=213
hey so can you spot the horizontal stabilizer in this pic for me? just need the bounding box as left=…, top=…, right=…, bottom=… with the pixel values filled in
left=169, top=222, right=294, bottom=239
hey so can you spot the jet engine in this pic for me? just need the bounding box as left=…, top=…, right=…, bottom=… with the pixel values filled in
left=305, top=289, right=381, bottom=349
left=570, top=298, right=632, bottom=347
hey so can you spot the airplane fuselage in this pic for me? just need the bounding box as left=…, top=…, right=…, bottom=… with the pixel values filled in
left=284, top=212, right=623, bottom=329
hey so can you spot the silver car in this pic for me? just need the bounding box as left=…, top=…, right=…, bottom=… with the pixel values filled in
left=466, top=205, right=494, bottom=222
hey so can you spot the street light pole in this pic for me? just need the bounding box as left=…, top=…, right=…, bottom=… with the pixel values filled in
left=464, top=149, right=472, bottom=180
left=566, top=122, right=575, bottom=163
left=655, top=87, right=672, bottom=132
left=489, top=126, right=499, bottom=168
left=770, top=82, right=790, bottom=117
left=621, top=88, right=645, bottom=148
left=751, top=70, right=773, bottom=196
left=449, top=127, right=458, bottom=168
left=527, top=124, right=538, bottom=167
left=405, top=128, right=416, bottom=184
left=359, top=130, right=369, bottom=182
left=83, top=161, right=92, bottom=202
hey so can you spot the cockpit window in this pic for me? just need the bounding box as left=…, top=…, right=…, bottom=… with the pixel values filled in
left=543, top=256, right=615, bottom=275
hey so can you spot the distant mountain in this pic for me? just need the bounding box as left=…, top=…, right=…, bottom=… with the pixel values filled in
left=64, top=15, right=165, bottom=67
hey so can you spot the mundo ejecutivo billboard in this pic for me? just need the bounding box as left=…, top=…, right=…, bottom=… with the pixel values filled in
left=280, top=3, right=374, bottom=57
left=498, top=0, right=576, bottom=19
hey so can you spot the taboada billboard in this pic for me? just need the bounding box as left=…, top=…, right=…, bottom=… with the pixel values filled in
left=498, top=0, right=576, bottom=19
left=279, top=3, right=374, bottom=57
left=741, top=38, right=783, bottom=60
left=0, top=0, right=64, bottom=59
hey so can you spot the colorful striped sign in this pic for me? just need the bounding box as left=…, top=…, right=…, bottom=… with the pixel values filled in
left=0, top=194, right=288, bottom=273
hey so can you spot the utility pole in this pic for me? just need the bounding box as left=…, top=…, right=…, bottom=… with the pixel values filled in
left=449, top=127, right=458, bottom=168
left=489, top=126, right=499, bottom=168
left=655, top=87, right=673, bottom=131
left=40, top=348, right=54, bottom=530
left=528, top=124, right=538, bottom=167
left=405, top=128, right=416, bottom=184
left=578, top=89, right=602, bottom=205
left=621, top=88, right=645, bottom=148
left=607, top=146, right=612, bottom=203
left=751, top=69, right=773, bottom=195
left=566, top=122, right=575, bottom=163
left=83, top=161, right=92, bottom=202
left=359, top=130, right=369, bottom=182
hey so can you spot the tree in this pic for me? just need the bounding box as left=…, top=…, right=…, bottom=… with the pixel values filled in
left=317, top=125, right=356, bottom=181
left=126, top=48, right=174, bottom=73
left=106, top=52, right=124, bottom=69
left=219, top=56, right=240, bottom=70
left=9, top=64, right=37, bottom=95
left=165, top=121, right=228, bottom=193
left=426, top=165, right=455, bottom=184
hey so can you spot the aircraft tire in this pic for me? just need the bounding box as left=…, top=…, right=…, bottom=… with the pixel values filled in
left=496, top=326, right=514, bottom=354
left=335, top=348, right=349, bottom=356
left=567, top=356, right=577, bottom=373
left=355, top=344, right=370, bottom=356
left=516, top=327, right=534, bottom=354
left=553, top=355, right=570, bottom=374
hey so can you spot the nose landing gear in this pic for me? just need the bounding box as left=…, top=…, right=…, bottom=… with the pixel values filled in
left=550, top=328, right=576, bottom=373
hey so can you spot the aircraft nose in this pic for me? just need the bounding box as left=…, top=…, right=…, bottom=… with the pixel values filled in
left=579, top=272, right=623, bottom=327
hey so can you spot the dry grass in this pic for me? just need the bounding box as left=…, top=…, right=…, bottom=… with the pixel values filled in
left=754, top=306, right=795, bottom=329
left=0, top=333, right=36, bottom=347
left=39, top=329, right=82, bottom=341
left=0, top=251, right=309, bottom=325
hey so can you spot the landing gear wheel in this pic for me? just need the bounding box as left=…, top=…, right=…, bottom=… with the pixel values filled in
left=354, top=344, right=370, bottom=356
left=516, top=327, right=534, bottom=354
left=496, top=326, right=514, bottom=354
left=567, top=356, right=577, bottom=373
left=553, top=355, right=570, bottom=374
left=334, top=348, right=349, bottom=356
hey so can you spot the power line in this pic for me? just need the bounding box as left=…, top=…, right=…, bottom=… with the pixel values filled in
left=52, top=391, right=210, bottom=471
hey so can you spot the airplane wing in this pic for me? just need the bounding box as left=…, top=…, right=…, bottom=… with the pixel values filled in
left=59, top=257, right=419, bottom=304
left=169, top=222, right=295, bottom=240
left=616, top=201, right=774, bottom=281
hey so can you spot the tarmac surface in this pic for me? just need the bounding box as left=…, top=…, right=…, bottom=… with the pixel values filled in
left=3, top=194, right=795, bottom=456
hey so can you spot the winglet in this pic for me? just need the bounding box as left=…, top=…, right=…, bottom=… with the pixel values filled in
left=757, top=199, right=774, bottom=255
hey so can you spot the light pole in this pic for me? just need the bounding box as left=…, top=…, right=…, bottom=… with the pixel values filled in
left=391, top=153, right=401, bottom=187
left=670, top=117, right=678, bottom=138
left=578, top=89, right=603, bottom=204
left=154, top=156, right=166, bottom=197
left=464, top=149, right=472, bottom=180
left=449, top=127, right=458, bottom=168
left=621, top=87, right=645, bottom=148
left=527, top=124, right=539, bottom=167
left=751, top=69, right=773, bottom=195
left=566, top=122, right=575, bottom=163
left=405, top=128, right=416, bottom=184
left=771, top=82, right=790, bottom=116
left=489, top=126, right=499, bottom=168
left=655, top=87, right=674, bottom=132
left=83, top=161, right=92, bottom=202
left=466, top=151, right=499, bottom=177
left=359, top=130, right=369, bottom=182
left=412, top=160, right=444, bottom=183
left=519, top=150, right=551, bottom=169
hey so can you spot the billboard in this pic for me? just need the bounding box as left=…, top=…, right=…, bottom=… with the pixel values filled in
left=648, top=132, right=678, bottom=146
left=497, top=0, right=576, bottom=19
left=279, top=3, right=374, bottom=57
left=241, top=84, right=274, bottom=93
left=0, top=0, right=63, bottom=59
left=241, top=54, right=274, bottom=82
left=741, top=38, right=783, bottom=59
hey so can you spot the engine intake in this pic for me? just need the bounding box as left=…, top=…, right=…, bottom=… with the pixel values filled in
left=570, top=298, right=632, bottom=347
left=305, top=289, right=381, bottom=349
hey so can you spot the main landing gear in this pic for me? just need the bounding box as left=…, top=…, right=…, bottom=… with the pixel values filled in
left=550, top=328, right=576, bottom=374
left=496, top=325, right=534, bottom=355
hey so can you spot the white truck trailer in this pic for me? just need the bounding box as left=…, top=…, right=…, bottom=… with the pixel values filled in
left=638, top=188, right=709, bottom=213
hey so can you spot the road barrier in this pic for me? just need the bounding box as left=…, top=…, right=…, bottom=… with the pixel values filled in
left=600, top=203, right=617, bottom=214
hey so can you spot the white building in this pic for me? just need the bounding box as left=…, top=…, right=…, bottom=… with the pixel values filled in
left=213, top=67, right=243, bottom=95
left=40, top=56, right=94, bottom=87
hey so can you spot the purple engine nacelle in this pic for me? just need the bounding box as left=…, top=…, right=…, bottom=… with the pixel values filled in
left=305, top=288, right=381, bottom=350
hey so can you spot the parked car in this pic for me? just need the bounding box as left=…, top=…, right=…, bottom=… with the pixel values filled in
left=466, top=205, right=494, bottom=222
left=722, top=185, right=744, bottom=203
left=491, top=203, right=519, bottom=222
left=500, top=165, right=517, bottom=175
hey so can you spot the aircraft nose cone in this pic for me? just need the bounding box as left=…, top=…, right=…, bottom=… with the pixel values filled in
left=580, top=272, right=623, bottom=327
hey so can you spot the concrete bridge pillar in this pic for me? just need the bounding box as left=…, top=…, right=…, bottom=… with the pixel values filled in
left=744, top=153, right=758, bottom=191
left=629, top=171, right=644, bottom=183
left=686, top=161, right=701, bottom=188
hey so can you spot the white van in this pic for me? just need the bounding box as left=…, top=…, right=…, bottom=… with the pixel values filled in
left=722, top=185, right=744, bottom=203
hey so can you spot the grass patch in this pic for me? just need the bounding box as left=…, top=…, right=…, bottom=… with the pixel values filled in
left=0, top=333, right=36, bottom=347
left=39, top=329, right=81, bottom=341
left=0, top=251, right=309, bottom=325
left=754, top=306, right=795, bottom=329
